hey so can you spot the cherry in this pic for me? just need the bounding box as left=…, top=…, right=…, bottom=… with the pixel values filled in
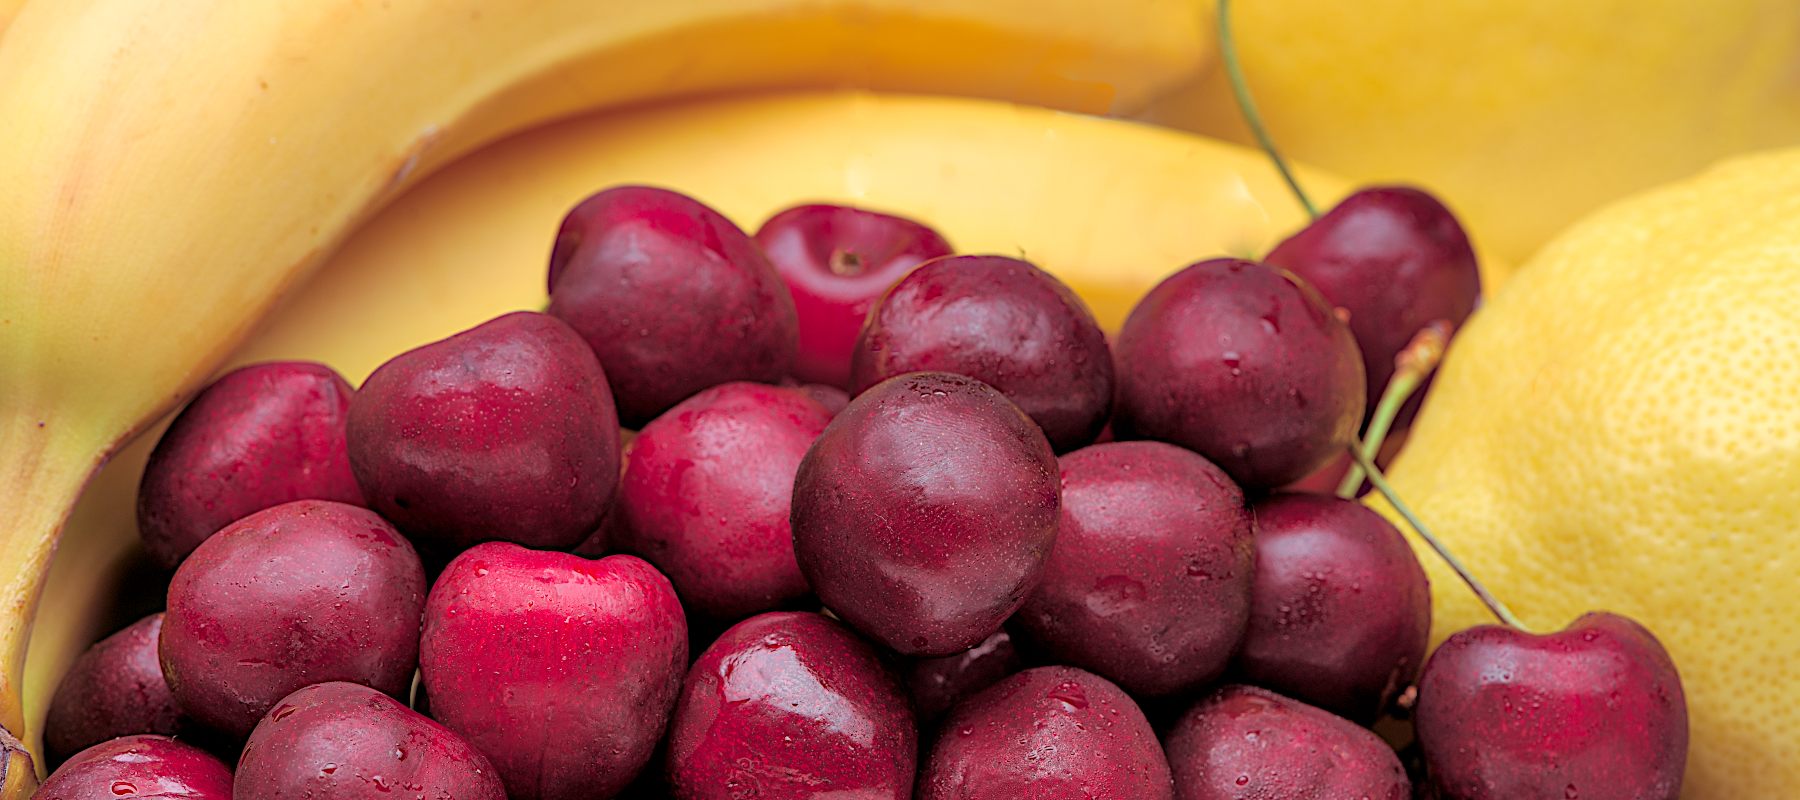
left=547, top=185, right=798, bottom=426
left=1264, top=187, right=1480, bottom=429
left=137, top=361, right=363, bottom=569
left=919, top=666, right=1172, bottom=800
left=613, top=382, right=831, bottom=619
left=1415, top=612, right=1688, bottom=799
left=1164, top=684, right=1409, bottom=800
left=790, top=371, right=1059, bottom=656
left=755, top=203, right=953, bottom=389
left=160, top=500, right=426, bottom=739
left=1338, top=451, right=1690, bottom=800
left=851, top=254, right=1114, bottom=452
left=35, top=735, right=232, bottom=800
left=45, top=614, right=187, bottom=766
left=236, top=682, right=506, bottom=800
left=1111, top=258, right=1365, bottom=489
left=1236, top=492, right=1430, bottom=723
left=906, top=629, right=1024, bottom=724
left=1014, top=441, right=1254, bottom=698
left=789, top=381, right=850, bottom=416
left=420, top=544, right=688, bottom=800
left=348, top=311, right=620, bottom=553
left=665, top=611, right=917, bottom=799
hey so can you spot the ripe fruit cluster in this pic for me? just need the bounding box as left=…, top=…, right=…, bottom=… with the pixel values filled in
left=40, top=185, right=1686, bottom=800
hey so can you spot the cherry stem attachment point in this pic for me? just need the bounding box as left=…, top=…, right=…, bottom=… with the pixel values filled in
left=1216, top=0, right=1318, bottom=220
left=1337, top=321, right=1454, bottom=498
left=1350, top=443, right=1529, bottom=632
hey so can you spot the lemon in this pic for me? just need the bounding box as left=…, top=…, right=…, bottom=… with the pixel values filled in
left=1376, top=147, right=1800, bottom=798
left=1142, top=0, right=1800, bottom=265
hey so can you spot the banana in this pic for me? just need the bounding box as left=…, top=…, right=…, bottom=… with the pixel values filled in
left=0, top=0, right=24, bottom=41
left=0, top=0, right=1210, bottom=773
left=23, top=90, right=1356, bottom=783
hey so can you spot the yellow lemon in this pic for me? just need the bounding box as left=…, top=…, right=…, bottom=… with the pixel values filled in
left=1376, top=146, right=1800, bottom=798
left=1143, top=0, right=1800, bottom=264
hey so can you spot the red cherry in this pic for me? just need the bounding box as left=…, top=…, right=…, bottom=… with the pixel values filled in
left=756, top=204, right=952, bottom=389
left=1264, top=187, right=1480, bottom=429
left=1414, top=612, right=1688, bottom=799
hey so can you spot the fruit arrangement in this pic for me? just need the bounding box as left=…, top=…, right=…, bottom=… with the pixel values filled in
left=23, top=166, right=1689, bottom=797
left=5, top=1, right=1800, bottom=799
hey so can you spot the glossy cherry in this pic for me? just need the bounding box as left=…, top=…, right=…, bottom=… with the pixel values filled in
left=1111, top=258, right=1365, bottom=489
left=791, top=372, right=1060, bottom=656
left=138, top=361, right=362, bottom=569
left=1015, top=441, right=1254, bottom=697
left=1237, top=492, right=1431, bottom=723
left=35, top=735, right=232, bottom=800
left=348, top=311, right=620, bottom=553
left=1414, top=612, right=1688, bottom=800
left=851, top=254, right=1114, bottom=452
left=236, top=682, right=506, bottom=800
left=615, top=382, right=832, bottom=619
left=919, top=666, right=1172, bottom=800
left=666, top=611, right=917, bottom=799
left=420, top=544, right=688, bottom=800
left=45, top=614, right=187, bottom=766
left=756, top=203, right=953, bottom=388
left=1264, top=186, right=1480, bottom=429
left=547, top=185, right=798, bottom=425
left=160, top=500, right=426, bottom=739
left=1164, top=684, right=1409, bottom=800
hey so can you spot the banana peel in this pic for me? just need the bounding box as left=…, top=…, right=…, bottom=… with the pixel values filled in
left=0, top=0, right=24, bottom=42
left=0, top=0, right=1210, bottom=769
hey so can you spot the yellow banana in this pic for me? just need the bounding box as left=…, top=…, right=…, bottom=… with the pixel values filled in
left=27, top=90, right=1356, bottom=778
left=0, top=0, right=1210, bottom=769
left=0, top=0, right=24, bottom=40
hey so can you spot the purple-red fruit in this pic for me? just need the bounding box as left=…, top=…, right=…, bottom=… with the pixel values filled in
left=573, top=428, right=636, bottom=558
left=791, top=372, right=1060, bottom=656
left=420, top=543, right=688, bottom=800
left=851, top=255, right=1114, bottom=452
left=789, top=382, right=850, bottom=417
left=35, top=735, right=232, bottom=800
left=45, top=614, right=186, bottom=765
left=616, top=383, right=831, bottom=619
left=1264, top=186, right=1480, bottom=428
left=757, top=203, right=953, bottom=389
left=1238, top=492, right=1431, bottom=722
left=160, top=500, right=425, bottom=738
left=919, top=666, right=1172, bottom=800
left=347, top=311, right=620, bottom=553
left=1112, top=258, right=1366, bottom=489
left=235, top=682, right=506, bottom=800
left=1415, top=612, right=1687, bottom=800
left=907, top=629, right=1023, bottom=723
left=1164, top=684, right=1409, bottom=800
left=547, top=185, right=799, bottom=426
left=1016, top=441, right=1254, bottom=697
left=666, top=612, right=917, bottom=799
left=138, top=361, right=362, bottom=569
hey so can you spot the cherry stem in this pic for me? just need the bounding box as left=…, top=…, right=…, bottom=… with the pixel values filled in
left=1216, top=0, right=1318, bottom=220
left=1337, top=322, right=1454, bottom=498
left=828, top=249, right=867, bottom=277
left=1350, top=444, right=1529, bottom=631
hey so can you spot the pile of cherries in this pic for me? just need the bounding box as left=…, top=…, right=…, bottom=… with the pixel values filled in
left=40, top=185, right=1687, bottom=800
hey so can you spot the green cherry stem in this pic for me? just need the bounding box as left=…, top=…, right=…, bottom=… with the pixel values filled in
left=1350, top=443, right=1529, bottom=631
left=1216, top=0, right=1318, bottom=220
left=1337, top=321, right=1454, bottom=497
